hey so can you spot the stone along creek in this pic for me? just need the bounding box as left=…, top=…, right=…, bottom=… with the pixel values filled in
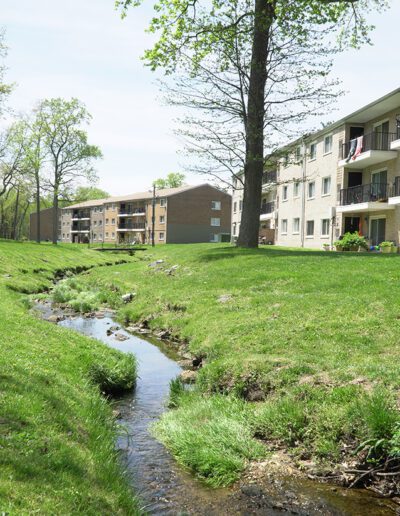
left=36, top=304, right=398, bottom=515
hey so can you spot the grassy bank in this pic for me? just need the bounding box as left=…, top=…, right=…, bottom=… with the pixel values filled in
left=0, top=240, right=140, bottom=515
left=69, top=243, right=400, bottom=486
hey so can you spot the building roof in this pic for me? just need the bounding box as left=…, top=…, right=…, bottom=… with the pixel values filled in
left=63, top=183, right=227, bottom=210
left=63, top=198, right=109, bottom=209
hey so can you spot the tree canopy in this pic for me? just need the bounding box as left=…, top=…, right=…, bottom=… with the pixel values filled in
left=118, top=0, right=388, bottom=247
left=153, top=172, right=186, bottom=189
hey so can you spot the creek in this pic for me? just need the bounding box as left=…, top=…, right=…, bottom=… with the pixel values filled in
left=35, top=302, right=398, bottom=515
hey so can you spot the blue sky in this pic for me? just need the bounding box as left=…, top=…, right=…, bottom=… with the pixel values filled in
left=1, top=0, right=400, bottom=194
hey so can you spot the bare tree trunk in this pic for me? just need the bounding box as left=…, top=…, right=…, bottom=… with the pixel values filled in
left=18, top=200, right=30, bottom=240
left=237, top=0, right=274, bottom=248
left=52, top=189, right=58, bottom=245
left=35, top=172, right=41, bottom=243
left=12, top=185, right=20, bottom=240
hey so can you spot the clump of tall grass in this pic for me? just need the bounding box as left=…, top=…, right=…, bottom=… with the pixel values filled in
left=168, top=376, right=185, bottom=408
left=88, top=352, right=137, bottom=396
left=153, top=393, right=265, bottom=487
left=252, top=385, right=400, bottom=463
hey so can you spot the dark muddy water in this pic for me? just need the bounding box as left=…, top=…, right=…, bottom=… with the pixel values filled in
left=36, top=303, right=398, bottom=515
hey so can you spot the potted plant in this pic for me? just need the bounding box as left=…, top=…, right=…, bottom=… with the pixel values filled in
left=323, top=243, right=330, bottom=251
left=380, top=241, right=393, bottom=254
left=334, top=240, right=343, bottom=252
left=392, top=245, right=398, bottom=254
left=340, top=232, right=368, bottom=252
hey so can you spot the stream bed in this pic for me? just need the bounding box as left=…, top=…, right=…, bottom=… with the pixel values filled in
left=36, top=302, right=398, bottom=515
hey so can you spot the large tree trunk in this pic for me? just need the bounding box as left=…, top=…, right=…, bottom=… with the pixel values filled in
left=237, top=0, right=274, bottom=248
left=52, top=189, right=58, bottom=245
left=36, top=172, right=41, bottom=243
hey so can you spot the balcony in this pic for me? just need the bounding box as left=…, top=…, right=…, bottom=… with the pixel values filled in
left=262, top=171, right=277, bottom=189
left=118, top=208, right=146, bottom=217
left=117, top=222, right=146, bottom=232
left=388, top=176, right=400, bottom=205
left=337, top=183, right=394, bottom=213
left=338, top=132, right=397, bottom=169
left=260, top=201, right=275, bottom=220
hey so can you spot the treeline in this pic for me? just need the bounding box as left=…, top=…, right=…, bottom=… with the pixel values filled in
left=0, top=98, right=103, bottom=243
left=0, top=33, right=104, bottom=243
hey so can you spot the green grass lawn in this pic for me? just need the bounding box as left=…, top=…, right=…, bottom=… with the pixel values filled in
left=70, top=243, right=400, bottom=486
left=0, top=240, right=140, bottom=515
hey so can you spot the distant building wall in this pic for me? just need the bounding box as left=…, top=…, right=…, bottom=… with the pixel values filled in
left=29, top=207, right=56, bottom=242
left=166, top=185, right=231, bottom=243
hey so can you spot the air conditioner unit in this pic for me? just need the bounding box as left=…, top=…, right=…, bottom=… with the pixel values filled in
left=329, top=206, right=336, bottom=219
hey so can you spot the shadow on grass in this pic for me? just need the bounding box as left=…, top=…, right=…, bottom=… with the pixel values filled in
left=196, top=245, right=398, bottom=262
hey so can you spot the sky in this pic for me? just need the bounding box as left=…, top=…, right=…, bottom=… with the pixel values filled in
left=1, top=0, right=400, bottom=195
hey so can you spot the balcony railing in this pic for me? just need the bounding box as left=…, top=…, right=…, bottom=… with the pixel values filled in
left=340, top=132, right=397, bottom=160
left=262, top=171, right=277, bottom=185
left=339, top=183, right=389, bottom=206
left=260, top=201, right=275, bottom=214
left=118, top=222, right=146, bottom=230
left=119, top=208, right=146, bottom=215
left=72, top=212, right=90, bottom=219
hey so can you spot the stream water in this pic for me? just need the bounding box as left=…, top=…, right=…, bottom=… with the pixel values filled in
left=35, top=303, right=398, bottom=515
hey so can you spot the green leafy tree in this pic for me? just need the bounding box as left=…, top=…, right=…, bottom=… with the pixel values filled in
left=118, top=0, right=388, bottom=247
left=153, top=172, right=186, bottom=190
left=0, top=30, right=13, bottom=116
left=37, top=98, right=102, bottom=244
left=71, top=186, right=110, bottom=202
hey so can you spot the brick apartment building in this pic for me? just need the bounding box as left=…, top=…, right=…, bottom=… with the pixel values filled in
left=232, top=87, right=400, bottom=249
left=34, top=184, right=231, bottom=244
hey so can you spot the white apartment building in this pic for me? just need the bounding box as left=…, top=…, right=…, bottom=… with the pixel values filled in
left=232, top=88, right=400, bottom=249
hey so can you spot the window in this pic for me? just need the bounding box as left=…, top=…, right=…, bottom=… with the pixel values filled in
left=211, top=217, right=221, bottom=227
left=282, top=185, right=288, bottom=201
left=306, top=220, right=314, bottom=237
left=62, top=233, right=65, bottom=239
left=159, top=232, right=165, bottom=240
left=233, top=223, right=236, bottom=235
left=293, top=182, right=300, bottom=197
left=160, top=215, right=165, bottom=224
left=106, top=232, right=109, bottom=238
left=233, top=201, right=237, bottom=213
left=105, top=218, right=109, bottom=224
left=98, top=207, right=103, bottom=213
left=308, top=181, right=315, bottom=199
left=283, top=154, right=290, bottom=167
left=112, top=232, right=115, bottom=238
left=322, top=176, right=331, bottom=196
left=239, top=200, right=243, bottom=211
left=324, top=135, right=333, bottom=154
left=111, top=218, right=115, bottom=225
left=99, top=220, right=103, bottom=226
left=112, top=203, right=116, bottom=210
left=210, top=234, right=219, bottom=242
left=93, top=233, right=97, bottom=240
left=321, top=219, right=330, bottom=236
left=160, top=198, right=166, bottom=207
left=293, top=218, right=300, bottom=234
left=93, top=220, right=97, bottom=226
left=211, top=200, right=221, bottom=210
left=281, top=219, right=288, bottom=234
left=309, top=142, right=317, bottom=161
left=94, top=207, right=97, bottom=213
left=295, top=146, right=301, bottom=162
